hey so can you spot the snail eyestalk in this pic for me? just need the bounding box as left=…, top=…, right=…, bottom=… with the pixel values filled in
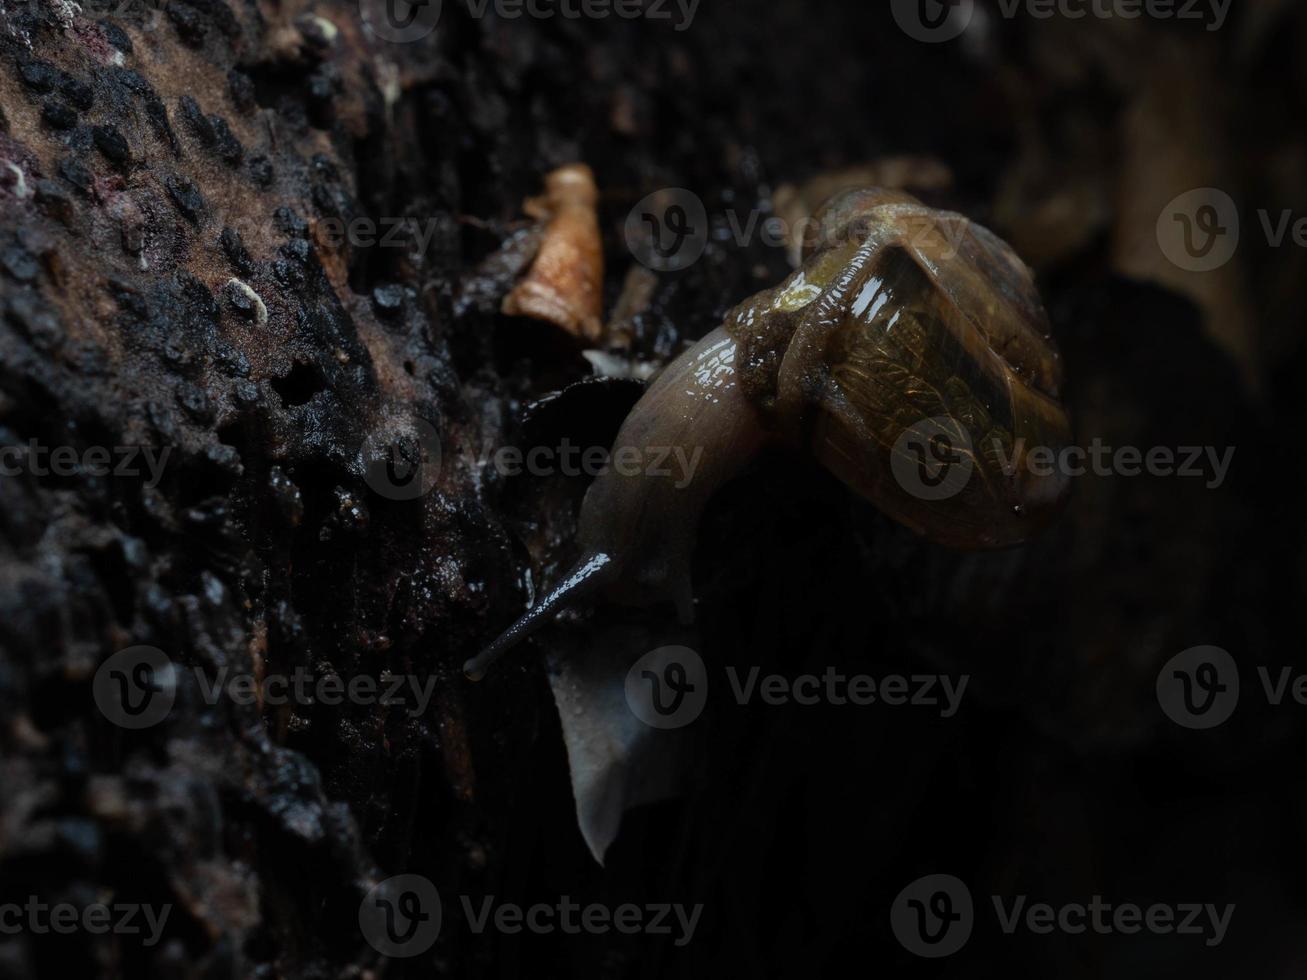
left=467, top=325, right=769, bottom=680
left=463, top=553, right=615, bottom=680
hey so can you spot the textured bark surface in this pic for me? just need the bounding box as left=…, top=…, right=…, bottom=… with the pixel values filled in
left=0, top=0, right=1303, bottom=976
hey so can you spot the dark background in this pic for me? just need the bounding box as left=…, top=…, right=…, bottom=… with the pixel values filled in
left=0, top=0, right=1303, bottom=976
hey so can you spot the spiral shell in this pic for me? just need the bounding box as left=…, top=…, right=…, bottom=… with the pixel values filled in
left=725, top=189, right=1071, bottom=547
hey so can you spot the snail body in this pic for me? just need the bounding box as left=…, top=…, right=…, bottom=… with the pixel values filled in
left=465, top=189, right=1071, bottom=680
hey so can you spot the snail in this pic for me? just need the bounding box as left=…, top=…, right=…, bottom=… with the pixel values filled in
left=465, top=188, right=1071, bottom=680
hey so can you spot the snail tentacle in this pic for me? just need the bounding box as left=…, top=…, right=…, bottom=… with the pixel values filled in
left=463, top=553, right=616, bottom=680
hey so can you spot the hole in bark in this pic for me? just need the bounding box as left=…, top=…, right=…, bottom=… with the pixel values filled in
left=271, top=362, right=324, bottom=408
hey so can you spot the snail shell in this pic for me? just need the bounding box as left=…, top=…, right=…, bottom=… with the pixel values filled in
left=727, top=187, right=1070, bottom=547
left=466, top=188, right=1071, bottom=679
